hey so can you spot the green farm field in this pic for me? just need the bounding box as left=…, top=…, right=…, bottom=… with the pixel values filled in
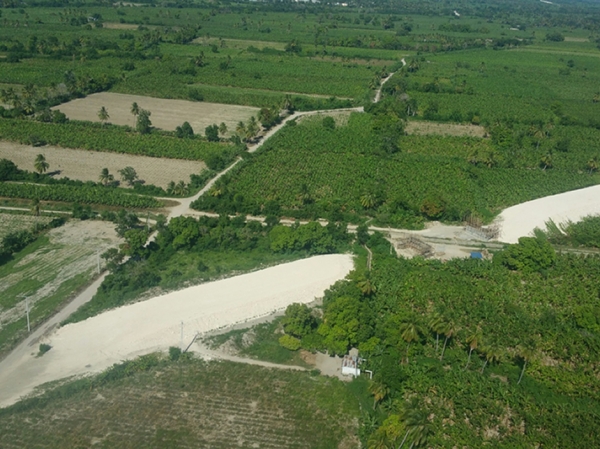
left=0, top=357, right=362, bottom=449
left=192, top=113, right=599, bottom=226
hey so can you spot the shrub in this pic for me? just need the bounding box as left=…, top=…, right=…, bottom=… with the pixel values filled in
left=38, top=344, right=52, bottom=356
left=279, top=334, right=302, bottom=351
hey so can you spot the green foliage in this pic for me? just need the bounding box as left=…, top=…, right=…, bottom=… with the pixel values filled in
left=495, top=236, right=557, bottom=272
left=0, top=182, right=161, bottom=209
left=540, top=215, right=600, bottom=248
left=204, top=124, right=219, bottom=142
left=192, top=112, right=596, bottom=225
left=175, top=121, right=194, bottom=138
left=64, top=215, right=341, bottom=323
left=304, top=251, right=600, bottom=446
left=282, top=303, right=317, bottom=339
left=168, top=346, right=182, bottom=361
left=37, top=343, right=51, bottom=356
left=278, top=334, right=302, bottom=351
left=0, top=118, right=238, bottom=163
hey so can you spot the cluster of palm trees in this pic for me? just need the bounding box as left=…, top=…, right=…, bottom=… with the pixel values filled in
left=367, top=397, right=432, bottom=449
left=236, top=116, right=260, bottom=142
left=395, top=312, right=529, bottom=379
left=166, top=180, right=189, bottom=196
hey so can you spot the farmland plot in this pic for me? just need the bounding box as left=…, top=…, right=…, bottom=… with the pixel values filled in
left=0, top=359, right=360, bottom=449
left=0, top=212, right=54, bottom=239
left=53, top=93, right=260, bottom=136
left=0, top=141, right=206, bottom=189
left=0, top=220, right=122, bottom=356
left=405, top=120, right=487, bottom=138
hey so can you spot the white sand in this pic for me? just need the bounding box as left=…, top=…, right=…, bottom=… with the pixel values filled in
left=495, top=185, right=600, bottom=243
left=0, top=254, right=353, bottom=408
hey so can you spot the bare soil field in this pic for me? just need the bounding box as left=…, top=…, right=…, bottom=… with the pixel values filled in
left=405, top=120, right=487, bottom=138
left=0, top=141, right=206, bottom=189
left=194, top=37, right=286, bottom=51
left=564, top=36, right=589, bottom=42
left=53, top=92, right=260, bottom=136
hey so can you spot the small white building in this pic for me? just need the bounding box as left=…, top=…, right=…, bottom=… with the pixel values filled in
left=341, top=355, right=360, bottom=377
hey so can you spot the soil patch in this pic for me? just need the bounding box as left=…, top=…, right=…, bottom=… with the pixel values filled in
left=53, top=92, right=259, bottom=136
left=0, top=141, right=206, bottom=189
left=405, top=120, right=487, bottom=138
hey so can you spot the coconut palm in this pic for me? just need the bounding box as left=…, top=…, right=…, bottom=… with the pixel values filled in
left=99, top=168, right=114, bottom=186
left=397, top=406, right=431, bottom=449
left=369, top=381, right=389, bottom=410
left=587, top=157, right=598, bottom=174
left=34, top=154, right=49, bottom=174
left=173, top=180, right=188, bottom=196
left=360, top=192, right=377, bottom=209
left=218, top=122, right=228, bottom=136
left=428, top=313, right=446, bottom=353
left=31, top=198, right=40, bottom=216
left=97, top=106, right=109, bottom=125
left=517, top=346, right=535, bottom=384
left=464, top=328, right=482, bottom=370
left=236, top=121, right=246, bottom=137
left=130, top=101, right=139, bottom=127
left=245, top=116, right=259, bottom=140
left=357, top=276, right=376, bottom=296
left=480, top=345, right=501, bottom=374
left=399, top=319, right=421, bottom=363
left=439, top=321, right=456, bottom=361
left=540, top=153, right=553, bottom=170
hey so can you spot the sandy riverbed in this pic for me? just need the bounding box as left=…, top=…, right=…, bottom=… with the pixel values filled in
left=0, top=254, right=353, bottom=408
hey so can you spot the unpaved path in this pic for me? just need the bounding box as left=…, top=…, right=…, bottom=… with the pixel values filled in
left=373, top=58, right=405, bottom=103
left=0, top=254, right=353, bottom=408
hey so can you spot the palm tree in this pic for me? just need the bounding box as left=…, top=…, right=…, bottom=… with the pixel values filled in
left=517, top=346, right=535, bottom=384
left=245, top=116, right=259, bottom=140
left=464, top=328, right=482, bottom=370
left=428, top=313, right=446, bottom=353
left=368, top=381, right=389, bottom=410
left=397, top=406, right=431, bottom=449
left=357, top=276, right=376, bottom=296
left=218, top=122, right=228, bottom=136
left=99, top=168, right=114, bottom=186
left=587, top=156, right=598, bottom=174
left=439, top=321, right=456, bottom=361
left=31, top=198, right=40, bottom=216
left=97, top=106, right=109, bottom=125
left=130, top=102, right=139, bottom=126
left=399, top=320, right=421, bottom=363
left=173, top=180, right=188, bottom=196
left=34, top=154, right=49, bottom=174
left=360, top=192, right=377, bottom=209
left=540, top=153, right=553, bottom=170
left=367, top=431, right=389, bottom=449
left=236, top=121, right=246, bottom=138
left=480, top=345, right=501, bottom=374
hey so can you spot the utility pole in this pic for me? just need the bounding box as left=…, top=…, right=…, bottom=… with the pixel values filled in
left=180, top=321, right=184, bottom=350
left=26, top=297, right=31, bottom=333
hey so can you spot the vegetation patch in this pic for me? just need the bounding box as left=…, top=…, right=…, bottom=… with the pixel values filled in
left=0, top=357, right=361, bottom=449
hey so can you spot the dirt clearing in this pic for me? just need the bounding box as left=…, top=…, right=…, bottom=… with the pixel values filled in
left=53, top=92, right=259, bottom=136
left=494, top=184, right=600, bottom=243
left=194, top=37, right=286, bottom=51
left=0, top=141, right=206, bottom=189
left=0, top=254, right=353, bottom=407
left=405, top=120, right=487, bottom=138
